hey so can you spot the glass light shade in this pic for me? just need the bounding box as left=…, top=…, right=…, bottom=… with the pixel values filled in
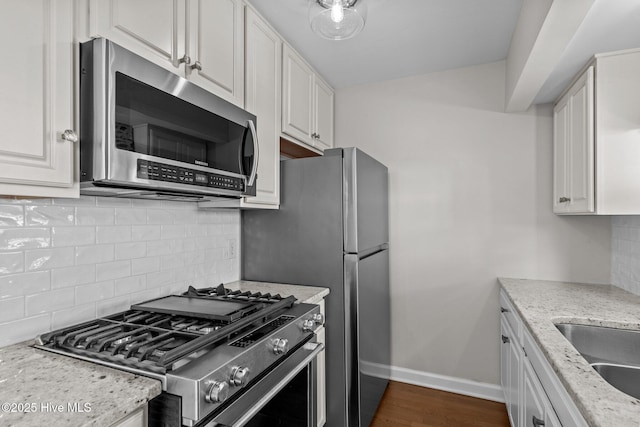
left=309, top=0, right=367, bottom=41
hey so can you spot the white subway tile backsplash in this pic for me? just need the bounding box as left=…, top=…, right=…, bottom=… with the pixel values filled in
left=25, top=288, right=75, bottom=316
left=25, top=247, right=75, bottom=271
left=0, top=205, right=24, bottom=226
left=0, top=297, right=24, bottom=322
left=115, top=208, right=147, bottom=225
left=148, top=209, right=175, bottom=224
left=96, top=260, right=131, bottom=281
left=96, top=197, right=132, bottom=208
left=114, top=275, right=146, bottom=296
left=0, top=196, right=240, bottom=347
left=0, top=228, right=50, bottom=250
left=612, top=216, right=640, bottom=296
left=115, top=242, right=146, bottom=260
left=96, top=295, right=131, bottom=317
left=0, top=314, right=50, bottom=348
left=96, top=225, right=132, bottom=244
left=25, top=205, right=74, bottom=226
left=75, top=244, right=115, bottom=265
left=75, top=281, right=115, bottom=304
left=0, top=252, right=24, bottom=275
left=52, top=226, right=95, bottom=247
left=76, top=207, right=115, bottom=226
left=51, top=303, right=96, bottom=330
left=51, top=265, right=96, bottom=288
left=131, top=256, right=160, bottom=275
left=0, top=271, right=50, bottom=299
left=161, top=225, right=186, bottom=240
left=131, top=225, right=161, bottom=241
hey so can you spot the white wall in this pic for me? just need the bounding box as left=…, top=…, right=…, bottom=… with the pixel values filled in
left=0, top=196, right=240, bottom=347
left=335, top=61, right=611, bottom=388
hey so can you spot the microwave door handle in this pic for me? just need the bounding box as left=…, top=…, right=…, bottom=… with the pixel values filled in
left=247, top=120, right=259, bottom=187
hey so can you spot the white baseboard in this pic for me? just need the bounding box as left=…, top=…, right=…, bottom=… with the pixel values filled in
left=361, top=361, right=505, bottom=403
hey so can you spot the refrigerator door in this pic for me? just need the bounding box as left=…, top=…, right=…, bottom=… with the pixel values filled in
left=338, top=148, right=389, bottom=254
left=345, top=248, right=391, bottom=427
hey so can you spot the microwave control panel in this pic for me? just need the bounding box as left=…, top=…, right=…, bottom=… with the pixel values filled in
left=137, top=160, right=245, bottom=191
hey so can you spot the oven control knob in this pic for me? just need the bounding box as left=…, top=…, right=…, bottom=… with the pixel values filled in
left=230, top=366, right=250, bottom=387
left=302, top=319, right=315, bottom=332
left=205, top=381, right=229, bottom=404
left=312, top=313, right=324, bottom=325
left=273, top=338, right=289, bottom=355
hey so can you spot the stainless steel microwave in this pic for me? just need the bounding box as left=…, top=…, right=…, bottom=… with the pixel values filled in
left=79, top=38, right=258, bottom=201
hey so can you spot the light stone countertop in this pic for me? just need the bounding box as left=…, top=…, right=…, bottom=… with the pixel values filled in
left=0, top=342, right=161, bottom=427
left=499, top=278, right=640, bottom=427
left=0, top=280, right=328, bottom=427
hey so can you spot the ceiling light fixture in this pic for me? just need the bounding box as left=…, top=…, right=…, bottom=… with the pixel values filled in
left=309, top=0, right=367, bottom=41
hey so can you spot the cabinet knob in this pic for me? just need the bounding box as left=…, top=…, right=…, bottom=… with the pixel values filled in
left=179, top=54, right=191, bottom=65
left=559, top=197, right=571, bottom=203
left=501, top=335, right=510, bottom=344
left=190, top=61, right=203, bottom=71
left=532, top=415, right=545, bottom=426
left=61, top=129, right=78, bottom=143
left=500, top=307, right=509, bottom=313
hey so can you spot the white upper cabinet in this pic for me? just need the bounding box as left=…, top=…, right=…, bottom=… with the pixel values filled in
left=314, top=77, right=335, bottom=151
left=88, top=0, right=184, bottom=69
left=89, top=0, right=244, bottom=107
left=553, top=49, right=640, bottom=215
left=187, top=0, right=244, bottom=106
left=553, top=67, right=594, bottom=214
left=282, top=45, right=334, bottom=152
left=241, top=6, right=282, bottom=208
left=0, top=0, right=78, bottom=198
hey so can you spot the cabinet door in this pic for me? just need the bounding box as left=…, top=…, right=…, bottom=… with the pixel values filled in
left=500, top=321, right=511, bottom=404
left=314, top=77, right=334, bottom=151
left=89, top=0, right=185, bottom=70
left=188, top=0, right=244, bottom=107
left=507, top=323, right=522, bottom=427
left=0, top=0, right=78, bottom=198
left=553, top=66, right=594, bottom=214
left=110, top=407, right=146, bottom=427
left=242, top=7, right=281, bottom=208
left=523, top=361, right=546, bottom=427
left=553, top=100, right=569, bottom=214
left=567, top=67, right=594, bottom=213
left=282, top=45, right=314, bottom=144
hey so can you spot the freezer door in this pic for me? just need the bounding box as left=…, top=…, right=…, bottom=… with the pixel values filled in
left=341, top=148, right=389, bottom=254
left=345, top=249, right=391, bottom=427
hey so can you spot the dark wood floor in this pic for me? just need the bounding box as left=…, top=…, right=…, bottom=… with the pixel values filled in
left=370, top=381, right=510, bottom=427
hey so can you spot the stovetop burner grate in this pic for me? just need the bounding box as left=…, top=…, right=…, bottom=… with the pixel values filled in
left=36, top=285, right=297, bottom=373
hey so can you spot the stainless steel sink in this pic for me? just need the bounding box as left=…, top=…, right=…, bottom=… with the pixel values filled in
left=591, top=363, right=640, bottom=400
left=555, top=323, right=640, bottom=398
left=555, top=323, right=640, bottom=366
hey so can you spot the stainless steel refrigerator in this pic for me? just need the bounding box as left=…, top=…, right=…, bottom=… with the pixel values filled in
left=242, top=147, right=390, bottom=427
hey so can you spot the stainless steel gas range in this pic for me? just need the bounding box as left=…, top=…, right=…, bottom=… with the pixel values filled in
left=35, top=285, right=324, bottom=427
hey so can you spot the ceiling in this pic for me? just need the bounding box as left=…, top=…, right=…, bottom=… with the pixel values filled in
left=248, top=0, right=640, bottom=104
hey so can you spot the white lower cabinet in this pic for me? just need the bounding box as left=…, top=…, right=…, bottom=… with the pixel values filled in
left=500, top=290, right=586, bottom=427
left=0, top=0, right=78, bottom=198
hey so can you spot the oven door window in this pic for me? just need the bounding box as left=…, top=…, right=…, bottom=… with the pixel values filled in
left=115, top=72, right=244, bottom=173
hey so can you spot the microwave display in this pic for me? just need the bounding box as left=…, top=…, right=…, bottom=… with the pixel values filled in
left=115, top=72, right=245, bottom=174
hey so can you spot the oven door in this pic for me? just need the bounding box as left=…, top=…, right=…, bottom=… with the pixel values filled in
left=200, top=341, right=323, bottom=427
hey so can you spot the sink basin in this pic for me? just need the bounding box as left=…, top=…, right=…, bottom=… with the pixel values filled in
left=556, top=323, right=640, bottom=398
left=591, top=363, right=640, bottom=400
left=555, top=323, right=640, bottom=366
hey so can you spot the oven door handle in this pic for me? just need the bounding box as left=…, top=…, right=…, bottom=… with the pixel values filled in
left=212, top=341, right=324, bottom=427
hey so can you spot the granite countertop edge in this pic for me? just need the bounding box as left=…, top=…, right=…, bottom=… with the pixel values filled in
left=0, top=280, right=329, bottom=427
left=498, top=277, right=640, bottom=427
